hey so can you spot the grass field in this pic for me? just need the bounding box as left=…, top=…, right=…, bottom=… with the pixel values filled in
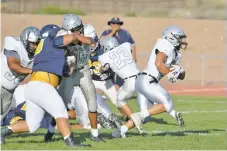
left=1, top=95, right=227, bottom=150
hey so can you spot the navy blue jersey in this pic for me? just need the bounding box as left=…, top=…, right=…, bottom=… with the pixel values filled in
left=33, top=36, right=65, bottom=76
left=101, top=29, right=135, bottom=45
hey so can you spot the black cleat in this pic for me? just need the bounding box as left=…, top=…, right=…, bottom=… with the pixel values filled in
left=108, top=113, right=123, bottom=129
left=65, top=133, right=91, bottom=147
left=1, top=126, right=13, bottom=144
left=44, top=131, right=55, bottom=143
left=176, top=112, right=185, bottom=127
left=90, top=134, right=105, bottom=142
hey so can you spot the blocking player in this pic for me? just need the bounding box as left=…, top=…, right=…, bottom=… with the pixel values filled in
left=112, top=26, right=187, bottom=137
left=1, top=24, right=91, bottom=147
left=1, top=27, right=40, bottom=123
left=57, top=14, right=104, bottom=142
left=98, top=36, right=141, bottom=128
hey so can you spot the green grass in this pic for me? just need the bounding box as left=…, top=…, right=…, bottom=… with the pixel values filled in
left=125, top=12, right=137, bottom=17
left=2, top=96, right=227, bottom=150
left=34, top=6, right=86, bottom=15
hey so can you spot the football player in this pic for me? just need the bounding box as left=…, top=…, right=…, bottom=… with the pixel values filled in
left=1, top=27, right=40, bottom=122
left=98, top=36, right=141, bottom=129
left=112, top=26, right=186, bottom=137
left=57, top=14, right=104, bottom=142
left=1, top=24, right=91, bottom=147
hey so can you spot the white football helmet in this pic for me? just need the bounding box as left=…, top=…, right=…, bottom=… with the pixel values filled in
left=62, top=14, right=84, bottom=34
left=162, top=26, right=188, bottom=50
left=100, top=36, right=119, bottom=53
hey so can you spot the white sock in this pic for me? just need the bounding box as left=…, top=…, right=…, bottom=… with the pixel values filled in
left=120, top=125, right=128, bottom=134
left=91, top=129, right=99, bottom=137
left=7, top=126, right=12, bottom=130
left=169, top=110, right=177, bottom=119
left=64, top=134, right=70, bottom=140
left=140, top=110, right=150, bottom=119
left=48, top=125, right=55, bottom=133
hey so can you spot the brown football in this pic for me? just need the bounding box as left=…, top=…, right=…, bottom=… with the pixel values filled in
left=178, top=71, right=185, bottom=80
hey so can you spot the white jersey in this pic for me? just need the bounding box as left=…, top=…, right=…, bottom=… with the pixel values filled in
left=1, top=36, right=33, bottom=91
left=144, top=38, right=181, bottom=81
left=99, top=42, right=139, bottom=79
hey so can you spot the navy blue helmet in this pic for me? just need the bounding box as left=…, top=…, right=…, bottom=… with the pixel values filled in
left=40, top=24, right=60, bottom=39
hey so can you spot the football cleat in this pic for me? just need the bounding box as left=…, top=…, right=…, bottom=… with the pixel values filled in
left=108, top=113, right=123, bottom=129
left=90, top=134, right=105, bottom=142
left=176, top=112, right=185, bottom=127
left=65, top=133, right=91, bottom=147
left=112, top=128, right=126, bottom=138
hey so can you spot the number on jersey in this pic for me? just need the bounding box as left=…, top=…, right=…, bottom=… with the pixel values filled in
left=109, top=47, right=133, bottom=70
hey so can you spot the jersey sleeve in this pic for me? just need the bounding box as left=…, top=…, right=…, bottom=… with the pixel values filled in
left=155, top=39, right=175, bottom=58
left=3, top=37, right=20, bottom=53
left=4, top=50, right=20, bottom=59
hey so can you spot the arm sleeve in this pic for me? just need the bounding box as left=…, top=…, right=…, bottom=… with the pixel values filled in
left=101, top=30, right=109, bottom=36
left=155, top=39, right=174, bottom=58
left=4, top=49, right=20, bottom=59
left=127, top=31, right=135, bottom=45
left=53, top=36, right=64, bottom=48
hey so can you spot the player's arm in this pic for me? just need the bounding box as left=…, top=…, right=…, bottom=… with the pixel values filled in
left=132, top=45, right=137, bottom=63
left=155, top=51, right=171, bottom=76
left=5, top=50, right=32, bottom=74
left=54, top=33, right=95, bottom=47
left=19, top=74, right=32, bottom=85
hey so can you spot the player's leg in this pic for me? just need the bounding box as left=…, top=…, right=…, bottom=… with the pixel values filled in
left=1, top=87, right=14, bottom=121
left=113, top=74, right=124, bottom=91
left=26, top=81, right=90, bottom=147
left=136, top=75, right=184, bottom=126
left=96, top=92, right=122, bottom=129
left=0, top=94, right=46, bottom=144
left=117, top=78, right=136, bottom=118
left=79, top=69, right=104, bottom=142
left=57, top=76, right=75, bottom=108
left=71, top=86, right=90, bottom=129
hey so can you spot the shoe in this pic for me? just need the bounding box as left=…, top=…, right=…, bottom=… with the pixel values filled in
left=97, top=113, right=114, bottom=129
left=130, top=113, right=143, bottom=134
left=44, top=130, right=54, bottom=142
left=112, top=128, right=126, bottom=138
left=65, top=133, right=91, bottom=147
left=0, top=126, right=13, bottom=144
left=90, top=134, right=105, bottom=142
left=108, top=113, right=123, bottom=129
left=176, top=112, right=185, bottom=127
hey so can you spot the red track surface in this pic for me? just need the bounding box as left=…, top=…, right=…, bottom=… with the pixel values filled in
left=163, top=84, right=227, bottom=97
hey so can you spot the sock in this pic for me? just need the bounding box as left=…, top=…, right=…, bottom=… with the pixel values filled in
left=64, top=134, right=71, bottom=140
left=120, top=125, right=128, bottom=134
left=48, top=125, right=55, bottom=133
left=91, top=129, right=99, bottom=137
left=140, top=110, right=150, bottom=119
left=169, top=110, right=177, bottom=119
left=7, top=126, right=12, bottom=130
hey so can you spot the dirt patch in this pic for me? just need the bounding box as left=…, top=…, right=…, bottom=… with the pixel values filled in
left=1, top=14, right=226, bottom=87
